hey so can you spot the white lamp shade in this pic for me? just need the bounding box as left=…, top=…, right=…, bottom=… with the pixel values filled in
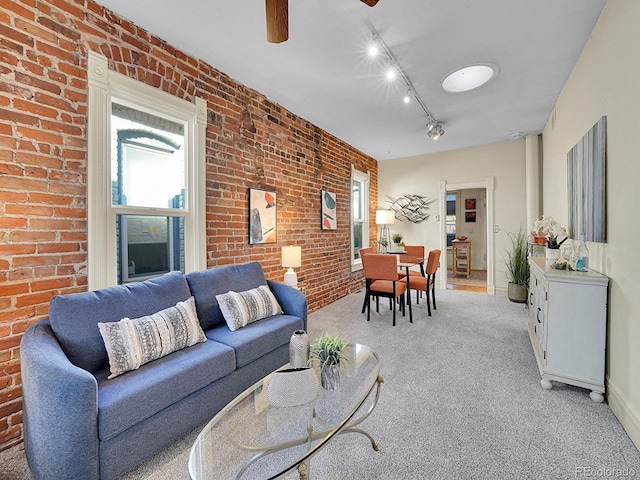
left=281, top=246, right=302, bottom=268
left=375, top=209, right=395, bottom=225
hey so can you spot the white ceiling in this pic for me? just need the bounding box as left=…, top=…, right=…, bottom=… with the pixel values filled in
left=94, top=0, right=606, bottom=161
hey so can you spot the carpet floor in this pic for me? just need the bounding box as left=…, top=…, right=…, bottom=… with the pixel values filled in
left=2, top=289, right=639, bottom=479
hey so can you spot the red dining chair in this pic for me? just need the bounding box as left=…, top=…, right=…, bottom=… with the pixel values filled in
left=362, top=254, right=410, bottom=326
left=402, top=245, right=426, bottom=301
left=401, top=249, right=441, bottom=316
left=359, top=248, right=376, bottom=313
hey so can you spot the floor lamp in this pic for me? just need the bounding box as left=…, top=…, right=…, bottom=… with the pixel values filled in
left=375, top=210, right=395, bottom=253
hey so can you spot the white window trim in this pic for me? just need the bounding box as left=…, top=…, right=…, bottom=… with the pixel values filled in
left=351, top=166, right=370, bottom=272
left=87, top=52, right=206, bottom=290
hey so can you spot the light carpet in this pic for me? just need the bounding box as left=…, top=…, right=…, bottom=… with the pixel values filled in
left=2, top=289, right=639, bottom=479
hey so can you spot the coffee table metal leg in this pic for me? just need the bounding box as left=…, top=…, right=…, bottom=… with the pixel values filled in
left=297, top=462, right=309, bottom=479
left=337, top=376, right=383, bottom=451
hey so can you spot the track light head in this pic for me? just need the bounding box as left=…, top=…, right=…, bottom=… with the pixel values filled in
left=427, top=122, right=445, bottom=140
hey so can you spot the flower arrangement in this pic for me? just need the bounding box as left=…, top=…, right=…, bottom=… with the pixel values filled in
left=533, top=215, right=567, bottom=249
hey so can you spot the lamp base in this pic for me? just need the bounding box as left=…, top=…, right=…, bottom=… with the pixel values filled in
left=284, top=268, right=298, bottom=289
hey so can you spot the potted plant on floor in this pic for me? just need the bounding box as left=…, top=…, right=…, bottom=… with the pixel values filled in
left=504, top=226, right=529, bottom=303
left=310, top=332, right=347, bottom=390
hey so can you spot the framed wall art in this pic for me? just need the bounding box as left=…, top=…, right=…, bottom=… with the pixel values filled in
left=321, top=190, right=337, bottom=230
left=249, top=188, right=277, bottom=244
left=465, top=198, right=476, bottom=210
left=567, top=116, right=606, bottom=242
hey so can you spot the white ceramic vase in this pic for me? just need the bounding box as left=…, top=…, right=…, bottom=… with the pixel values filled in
left=289, top=330, right=309, bottom=368
left=545, top=247, right=560, bottom=261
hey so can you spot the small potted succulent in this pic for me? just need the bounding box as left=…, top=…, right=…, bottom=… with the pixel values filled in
left=391, top=233, right=405, bottom=252
left=310, top=332, right=347, bottom=390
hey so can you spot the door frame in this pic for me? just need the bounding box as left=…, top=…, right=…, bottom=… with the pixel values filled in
left=438, top=177, right=495, bottom=295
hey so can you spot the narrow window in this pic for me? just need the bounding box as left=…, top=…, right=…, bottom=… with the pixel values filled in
left=446, top=194, right=457, bottom=247
left=351, top=168, right=370, bottom=269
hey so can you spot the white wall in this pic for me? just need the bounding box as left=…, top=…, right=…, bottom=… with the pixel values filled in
left=378, top=139, right=526, bottom=294
left=540, top=0, right=640, bottom=449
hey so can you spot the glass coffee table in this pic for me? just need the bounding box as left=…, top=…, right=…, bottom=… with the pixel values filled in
left=189, top=344, right=382, bottom=479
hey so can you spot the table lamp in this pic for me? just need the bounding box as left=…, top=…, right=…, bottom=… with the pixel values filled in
left=375, top=209, right=395, bottom=253
left=281, top=246, right=302, bottom=288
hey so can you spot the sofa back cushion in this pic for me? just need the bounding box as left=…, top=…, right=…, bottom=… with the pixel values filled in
left=185, top=262, right=268, bottom=330
left=49, top=271, right=192, bottom=373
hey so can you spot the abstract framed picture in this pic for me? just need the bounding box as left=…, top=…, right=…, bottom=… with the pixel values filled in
left=249, top=188, right=277, bottom=244
left=321, top=190, right=337, bottom=230
left=567, top=116, right=606, bottom=242
left=465, top=198, right=476, bottom=210
left=465, top=211, right=476, bottom=223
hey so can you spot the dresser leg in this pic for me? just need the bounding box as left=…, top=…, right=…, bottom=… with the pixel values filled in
left=589, top=391, right=604, bottom=403
left=540, top=379, right=553, bottom=390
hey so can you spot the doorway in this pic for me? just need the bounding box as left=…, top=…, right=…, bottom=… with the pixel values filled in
left=445, top=190, right=487, bottom=293
left=437, top=178, right=495, bottom=295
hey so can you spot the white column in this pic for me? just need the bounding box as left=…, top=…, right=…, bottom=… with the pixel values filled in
left=525, top=134, right=541, bottom=231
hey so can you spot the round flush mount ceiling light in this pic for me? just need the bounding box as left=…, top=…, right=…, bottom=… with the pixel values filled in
left=441, top=64, right=498, bottom=93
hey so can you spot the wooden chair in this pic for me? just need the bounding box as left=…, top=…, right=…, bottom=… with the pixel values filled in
left=401, top=249, right=441, bottom=316
left=362, top=254, right=410, bottom=326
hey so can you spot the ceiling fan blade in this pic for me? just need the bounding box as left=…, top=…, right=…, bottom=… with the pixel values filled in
left=360, top=0, right=380, bottom=6
left=266, top=0, right=288, bottom=43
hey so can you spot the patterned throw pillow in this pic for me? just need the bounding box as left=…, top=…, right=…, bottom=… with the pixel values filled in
left=98, top=296, right=206, bottom=379
left=216, top=285, right=283, bottom=332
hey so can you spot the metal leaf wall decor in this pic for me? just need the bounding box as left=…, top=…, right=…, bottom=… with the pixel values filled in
left=386, top=194, right=433, bottom=223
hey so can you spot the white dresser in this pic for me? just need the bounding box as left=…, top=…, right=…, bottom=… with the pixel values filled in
left=527, top=257, right=609, bottom=402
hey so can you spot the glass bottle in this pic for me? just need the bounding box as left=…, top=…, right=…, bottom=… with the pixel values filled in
left=575, top=234, right=589, bottom=271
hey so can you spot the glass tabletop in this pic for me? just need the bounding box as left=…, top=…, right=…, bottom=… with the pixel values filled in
left=396, top=255, right=424, bottom=268
left=189, top=344, right=380, bottom=480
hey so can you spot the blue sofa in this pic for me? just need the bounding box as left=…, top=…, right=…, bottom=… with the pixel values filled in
left=20, top=261, right=307, bottom=480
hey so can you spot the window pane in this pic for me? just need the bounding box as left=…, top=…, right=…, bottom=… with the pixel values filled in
left=117, top=214, right=184, bottom=283
left=111, top=103, right=185, bottom=209
left=353, top=222, right=363, bottom=259
left=352, top=180, right=362, bottom=220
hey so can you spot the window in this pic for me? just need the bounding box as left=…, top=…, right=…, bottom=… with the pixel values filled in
left=446, top=194, right=457, bottom=247
left=87, top=52, right=206, bottom=290
left=351, top=167, right=370, bottom=269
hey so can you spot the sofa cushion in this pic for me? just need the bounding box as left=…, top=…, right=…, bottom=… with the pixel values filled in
left=216, top=286, right=283, bottom=331
left=50, top=271, right=192, bottom=373
left=98, top=297, right=206, bottom=379
left=205, top=314, right=304, bottom=368
left=95, top=339, right=235, bottom=441
left=185, top=262, right=268, bottom=330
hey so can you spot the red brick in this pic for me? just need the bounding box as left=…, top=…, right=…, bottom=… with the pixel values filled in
left=16, top=126, right=62, bottom=145
left=13, top=98, right=58, bottom=119
left=14, top=18, right=57, bottom=44
left=15, top=291, right=55, bottom=308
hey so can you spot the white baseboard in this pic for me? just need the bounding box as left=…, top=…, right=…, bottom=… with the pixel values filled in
left=494, top=286, right=507, bottom=297
left=607, top=377, right=640, bottom=451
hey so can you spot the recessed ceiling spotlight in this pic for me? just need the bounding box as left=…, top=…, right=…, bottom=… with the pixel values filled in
left=385, top=65, right=397, bottom=81
left=367, top=43, right=379, bottom=57
left=403, top=90, right=411, bottom=104
left=442, top=64, right=498, bottom=93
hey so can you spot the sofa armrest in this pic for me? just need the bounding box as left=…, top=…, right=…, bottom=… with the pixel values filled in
left=267, top=280, right=308, bottom=331
left=21, top=320, right=100, bottom=480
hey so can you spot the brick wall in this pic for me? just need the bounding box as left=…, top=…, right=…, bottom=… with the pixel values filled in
left=0, top=0, right=378, bottom=450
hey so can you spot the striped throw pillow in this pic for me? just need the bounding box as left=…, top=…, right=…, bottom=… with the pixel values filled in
left=98, top=296, right=206, bottom=379
left=216, top=285, right=283, bottom=332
